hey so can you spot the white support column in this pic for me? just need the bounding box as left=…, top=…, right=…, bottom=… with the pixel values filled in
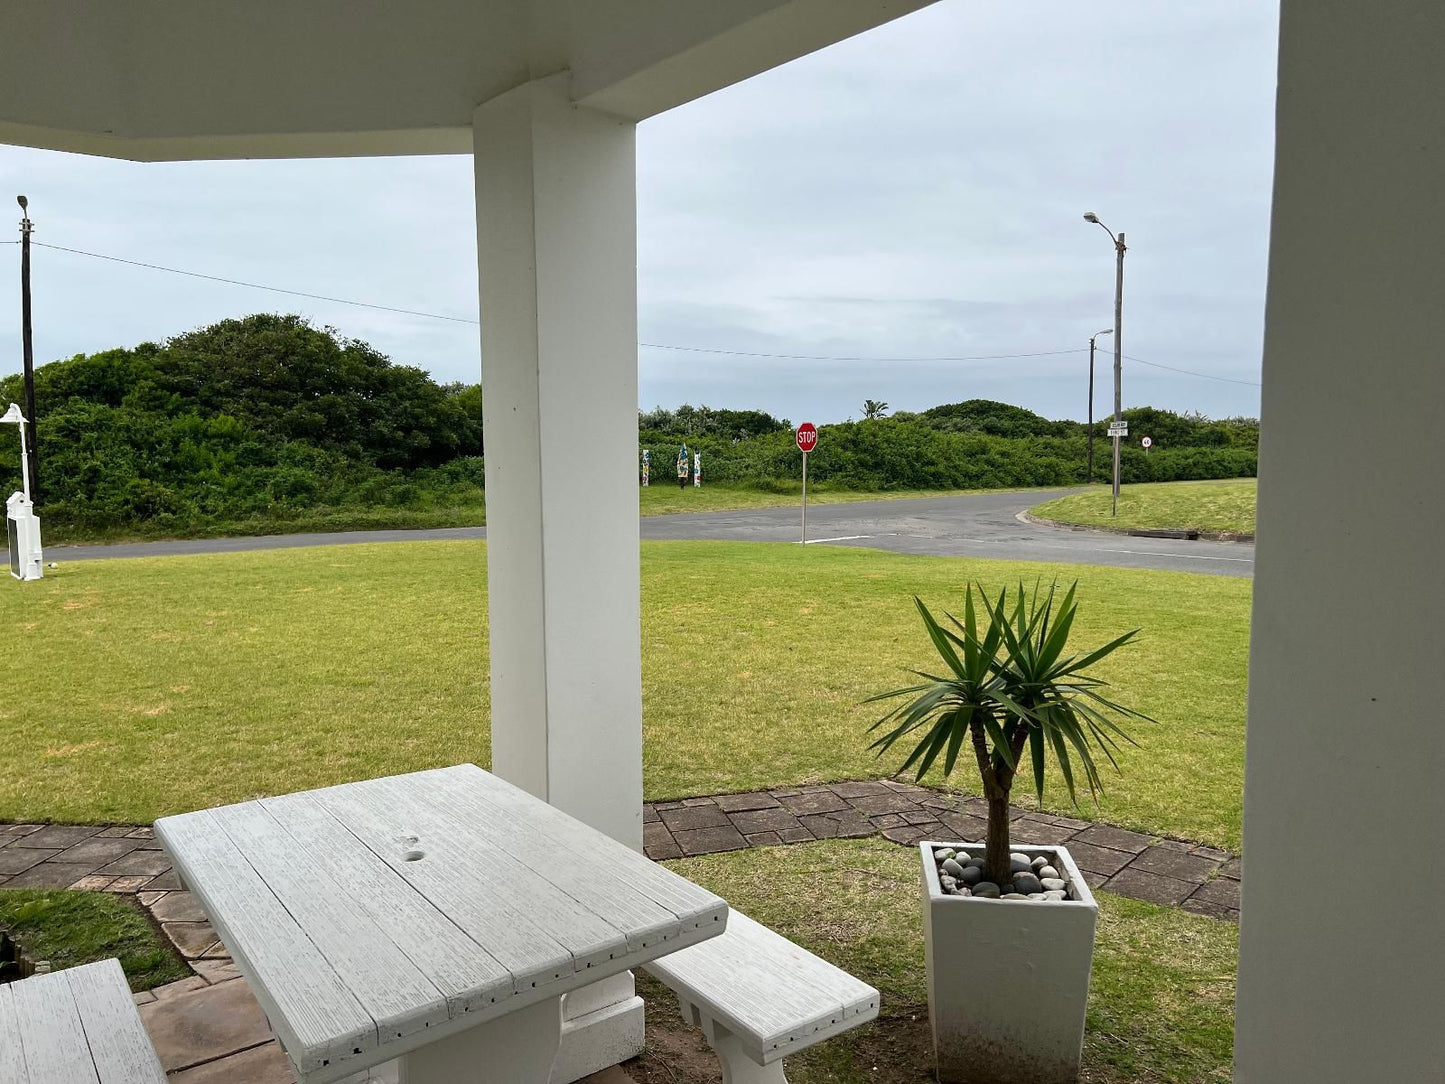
left=473, top=74, right=645, bottom=1083
left=1234, top=4, right=1444, bottom=1080
left=473, top=73, right=642, bottom=847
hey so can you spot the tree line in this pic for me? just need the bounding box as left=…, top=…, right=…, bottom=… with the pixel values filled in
left=0, top=314, right=1256, bottom=540
left=641, top=399, right=1257, bottom=491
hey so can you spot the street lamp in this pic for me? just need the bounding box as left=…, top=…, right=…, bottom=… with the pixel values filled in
left=0, top=403, right=29, bottom=502
left=1084, top=211, right=1126, bottom=515
left=2, top=402, right=43, bottom=580
left=1087, top=328, right=1112, bottom=484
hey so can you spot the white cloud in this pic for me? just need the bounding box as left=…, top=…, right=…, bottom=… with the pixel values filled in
left=0, top=0, right=1277, bottom=424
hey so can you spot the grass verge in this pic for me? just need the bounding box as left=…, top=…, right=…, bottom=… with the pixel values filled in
left=633, top=839, right=1234, bottom=1084
left=0, top=889, right=190, bottom=991
left=1, top=540, right=1249, bottom=849
left=1029, top=480, right=1256, bottom=538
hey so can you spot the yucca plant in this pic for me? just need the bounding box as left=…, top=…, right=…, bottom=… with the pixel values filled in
left=867, top=581, right=1152, bottom=887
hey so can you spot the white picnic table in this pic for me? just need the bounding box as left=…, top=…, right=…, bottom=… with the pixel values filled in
left=154, top=764, right=729, bottom=1084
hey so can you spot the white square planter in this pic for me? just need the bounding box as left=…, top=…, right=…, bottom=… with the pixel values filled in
left=919, top=841, right=1098, bottom=1084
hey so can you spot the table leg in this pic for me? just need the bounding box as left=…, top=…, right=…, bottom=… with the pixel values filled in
left=399, top=997, right=563, bottom=1084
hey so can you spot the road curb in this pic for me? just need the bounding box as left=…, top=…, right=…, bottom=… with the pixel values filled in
left=1018, top=509, right=1254, bottom=543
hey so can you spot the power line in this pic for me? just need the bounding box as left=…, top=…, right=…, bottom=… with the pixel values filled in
left=637, top=343, right=1089, bottom=363
left=1123, top=353, right=1261, bottom=387
left=27, top=238, right=1261, bottom=385
left=31, top=241, right=480, bottom=325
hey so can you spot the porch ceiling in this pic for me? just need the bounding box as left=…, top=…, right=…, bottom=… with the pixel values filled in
left=0, top=0, right=936, bottom=161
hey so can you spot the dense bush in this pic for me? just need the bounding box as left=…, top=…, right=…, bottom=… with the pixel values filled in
left=0, top=313, right=1257, bottom=540
left=644, top=404, right=1257, bottom=492
left=0, top=315, right=483, bottom=537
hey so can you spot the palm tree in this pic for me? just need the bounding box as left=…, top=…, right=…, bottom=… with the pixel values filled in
left=862, top=399, right=889, bottom=419
left=866, top=582, right=1151, bottom=887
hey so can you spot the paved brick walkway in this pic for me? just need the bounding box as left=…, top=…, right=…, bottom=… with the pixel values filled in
left=2, top=783, right=1239, bottom=1080
left=643, top=780, right=1241, bottom=921
left=0, top=823, right=178, bottom=893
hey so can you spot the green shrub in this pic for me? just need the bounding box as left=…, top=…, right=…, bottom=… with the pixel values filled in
left=0, top=314, right=1256, bottom=539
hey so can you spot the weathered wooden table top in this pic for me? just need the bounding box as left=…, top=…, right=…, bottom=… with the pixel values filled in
left=155, top=764, right=727, bottom=1083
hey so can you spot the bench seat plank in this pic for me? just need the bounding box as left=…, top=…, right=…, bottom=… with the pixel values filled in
left=0, top=959, right=166, bottom=1084
left=645, top=911, right=879, bottom=1064
left=0, top=983, right=29, bottom=1082
left=8, top=966, right=101, bottom=1084
left=67, top=959, right=169, bottom=1084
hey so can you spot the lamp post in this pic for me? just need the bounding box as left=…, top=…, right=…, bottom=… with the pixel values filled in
left=1, top=403, right=29, bottom=501
left=1084, top=211, right=1125, bottom=515
left=1087, top=328, right=1112, bottom=484
left=2, top=401, right=43, bottom=580
left=16, top=196, right=38, bottom=504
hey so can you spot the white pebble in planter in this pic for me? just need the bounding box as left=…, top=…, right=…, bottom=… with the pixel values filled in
left=919, top=840, right=1097, bottom=1084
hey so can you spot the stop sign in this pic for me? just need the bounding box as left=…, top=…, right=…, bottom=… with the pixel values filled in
left=796, top=422, right=818, bottom=453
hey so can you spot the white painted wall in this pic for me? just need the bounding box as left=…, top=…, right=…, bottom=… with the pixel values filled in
left=1234, top=3, right=1445, bottom=1079
left=473, top=74, right=643, bottom=851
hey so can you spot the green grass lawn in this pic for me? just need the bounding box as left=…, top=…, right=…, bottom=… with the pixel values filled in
left=0, top=540, right=1249, bottom=849
left=647, top=839, right=1235, bottom=1084
left=0, top=889, right=189, bottom=991
left=1030, top=479, right=1257, bottom=537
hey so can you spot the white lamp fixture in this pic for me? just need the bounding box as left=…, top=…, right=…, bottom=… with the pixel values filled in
left=2, top=402, right=42, bottom=580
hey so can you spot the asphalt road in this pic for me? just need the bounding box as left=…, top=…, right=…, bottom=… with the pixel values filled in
left=44, top=489, right=1254, bottom=576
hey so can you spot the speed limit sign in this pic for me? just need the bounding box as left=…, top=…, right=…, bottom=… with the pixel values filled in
left=1141, top=436, right=1153, bottom=449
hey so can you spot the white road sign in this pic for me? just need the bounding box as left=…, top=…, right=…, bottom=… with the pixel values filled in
left=1108, top=421, right=1129, bottom=437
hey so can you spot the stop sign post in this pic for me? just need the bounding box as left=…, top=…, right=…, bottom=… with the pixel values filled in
left=796, top=423, right=817, bottom=542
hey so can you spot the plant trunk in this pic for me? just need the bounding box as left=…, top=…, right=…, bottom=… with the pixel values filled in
left=984, top=794, right=1012, bottom=886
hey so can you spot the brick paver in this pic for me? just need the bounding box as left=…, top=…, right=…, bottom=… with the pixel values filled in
left=636, top=782, right=1242, bottom=922
left=1, top=781, right=1242, bottom=953
left=0, top=826, right=176, bottom=895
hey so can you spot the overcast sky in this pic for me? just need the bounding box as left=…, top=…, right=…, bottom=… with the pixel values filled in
left=0, top=0, right=1277, bottom=426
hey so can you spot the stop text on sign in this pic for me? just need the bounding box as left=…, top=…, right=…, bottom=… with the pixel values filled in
left=796, top=422, right=818, bottom=453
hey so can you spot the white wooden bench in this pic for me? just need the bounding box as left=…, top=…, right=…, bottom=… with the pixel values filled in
left=644, top=911, right=879, bottom=1084
left=0, top=958, right=167, bottom=1083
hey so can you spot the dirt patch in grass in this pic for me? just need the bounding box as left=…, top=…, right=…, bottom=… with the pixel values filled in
left=630, top=971, right=935, bottom=1084
left=652, top=839, right=1235, bottom=1084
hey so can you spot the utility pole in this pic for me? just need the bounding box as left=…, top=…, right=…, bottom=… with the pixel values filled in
left=1084, top=212, right=1126, bottom=515
left=1111, top=231, right=1125, bottom=516
left=17, top=195, right=37, bottom=504
left=1087, top=328, right=1112, bottom=483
